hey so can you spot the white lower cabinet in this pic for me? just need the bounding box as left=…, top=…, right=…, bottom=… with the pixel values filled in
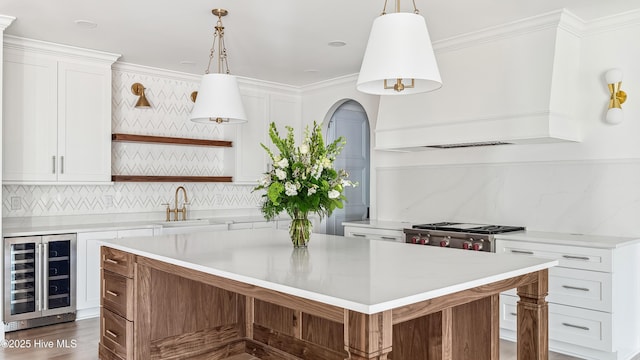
left=160, top=224, right=227, bottom=235
left=343, top=226, right=404, bottom=242
left=76, top=228, right=154, bottom=319
left=497, top=239, right=640, bottom=360
left=228, top=221, right=279, bottom=231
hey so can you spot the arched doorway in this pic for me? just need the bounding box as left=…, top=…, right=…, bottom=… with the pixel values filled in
left=324, top=100, right=370, bottom=236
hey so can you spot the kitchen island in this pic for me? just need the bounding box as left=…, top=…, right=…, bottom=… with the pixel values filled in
left=98, top=229, right=556, bottom=360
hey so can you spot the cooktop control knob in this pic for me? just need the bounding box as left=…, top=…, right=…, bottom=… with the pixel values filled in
left=440, top=236, right=451, bottom=247
left=462, top=242, right=472, bottom=250
left=473, top=243, right=483, bottom=251
left=420, top=237, right=429, bottom=245
left=411, top=236, right=420, bottom=244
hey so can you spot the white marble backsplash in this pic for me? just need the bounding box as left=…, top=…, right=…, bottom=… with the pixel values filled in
left=376, top=159, right=640, bottom=238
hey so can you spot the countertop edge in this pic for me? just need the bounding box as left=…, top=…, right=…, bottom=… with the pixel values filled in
left=99, top=237, right=557, bottom=314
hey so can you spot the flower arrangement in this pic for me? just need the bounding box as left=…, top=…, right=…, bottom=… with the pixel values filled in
left=253, top=121, right=356, bottom=247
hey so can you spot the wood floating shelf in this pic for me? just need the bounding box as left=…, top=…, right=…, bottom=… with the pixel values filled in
left=112, top=133, right=232, bottom=147
left=111, top=175, right=233, bottom=183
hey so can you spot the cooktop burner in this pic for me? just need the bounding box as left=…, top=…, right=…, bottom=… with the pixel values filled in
left=411, top=222, right=525, bottom=234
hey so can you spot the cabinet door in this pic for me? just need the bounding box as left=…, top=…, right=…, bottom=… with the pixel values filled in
left=76, top=231, right=117, bottom=311
left=57, top=61, right=112, bottom=182
left=233, top=91, right=269, bottom=184
left=2, top=51, right=58, bottom=182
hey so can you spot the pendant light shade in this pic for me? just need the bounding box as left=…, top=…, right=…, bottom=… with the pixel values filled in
left=357, top=11, right=442, bottom=95
left=191, top=73, right=247, bottom=124
left=190, top=8, right=247, bottom=124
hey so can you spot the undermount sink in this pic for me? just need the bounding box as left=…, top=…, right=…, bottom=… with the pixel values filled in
left=156, top=219, right=211, bottom=227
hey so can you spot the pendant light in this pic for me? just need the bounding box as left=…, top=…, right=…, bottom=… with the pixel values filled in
left=357, top=0, right=442, bottom=95
left=190, top=8, right=247, bottom=124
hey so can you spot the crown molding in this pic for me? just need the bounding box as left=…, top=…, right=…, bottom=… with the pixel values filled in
left=113, top=62, right=300, bottom=94
left=300, top=73, right=360, bottom=92
left=433, top=9, right=584, bottom=54
left=3, top=35, right=120, bottom=63
left=113, top=62, right=201, bottom=82
left=0, top=15, right=16, bottom=31
left=582, top=8, right=640, bottom=36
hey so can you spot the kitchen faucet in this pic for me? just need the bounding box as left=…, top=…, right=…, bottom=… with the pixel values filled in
left=162, top=186, right=189, bottom=221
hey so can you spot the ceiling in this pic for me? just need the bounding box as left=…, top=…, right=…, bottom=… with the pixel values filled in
left=1, top=0, right=639, bottom=87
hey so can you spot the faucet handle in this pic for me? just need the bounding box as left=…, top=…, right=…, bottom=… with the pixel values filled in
left=161, top=203, right=171, bottom=221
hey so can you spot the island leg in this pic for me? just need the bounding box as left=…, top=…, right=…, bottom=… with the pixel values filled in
left=344, top=310, right=393, bottom=359
left=516, top=269, right=549, bottom=360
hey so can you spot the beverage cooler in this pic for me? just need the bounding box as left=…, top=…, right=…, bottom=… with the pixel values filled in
left=4, top=234, right=76, bottom=331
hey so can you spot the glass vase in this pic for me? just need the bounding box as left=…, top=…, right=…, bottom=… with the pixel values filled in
left=289, top=210, right=311, bottom=248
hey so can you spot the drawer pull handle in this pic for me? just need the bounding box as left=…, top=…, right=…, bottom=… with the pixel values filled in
left=511, top=250, right=534, bottom=255
left=562, top=285, right=590, bottom=292
left=509, top=312, right=517, bottom=316
left=562, top=255, right=590, bottom=261
left=105, top=258, right=119, bottom=264
left=562, top=322, right=590, bottom=331
left=352, top=234, right=366, bottom=237
left=106, top=290, right=119, bottom=297
left=381, top=236, right=397, bottom=240
left=106, top=330, right=118, bottom=339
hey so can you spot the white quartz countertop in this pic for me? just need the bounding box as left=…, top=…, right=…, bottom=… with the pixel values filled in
left=100, top=229, right=556, bottom=314
left=341, top=219, right=412, bottom=231
left=1, top=213, right=288, bottom=237
left=495, top=230, right=640, bottom=249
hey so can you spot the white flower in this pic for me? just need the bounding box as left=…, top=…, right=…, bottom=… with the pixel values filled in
left=299, top=144, right=309, bottom=154
left=321, top=157, right=331, bottom=168
left=285, top=182, right=298, bottom=196
left=275, top=169, right=287, bottom=180
left=328, top=189, right=340, bottom=199
left=341, top=179, right=353, bottom=187
left=276, top=158, right=289, bottom=168
left=259, top=174, right=271, bottom=186
left=307, top=187, right=317, bottom=196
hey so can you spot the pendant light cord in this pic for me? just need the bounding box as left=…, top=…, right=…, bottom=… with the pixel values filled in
left=380, top=0, right=420, bottom=15
left=204, top=14, right=231, bottom=75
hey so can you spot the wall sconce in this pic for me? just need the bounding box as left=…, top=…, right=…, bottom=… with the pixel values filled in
left=605, top=69, right=626, bottom=124
left=131, top=83, right=151, bottom=108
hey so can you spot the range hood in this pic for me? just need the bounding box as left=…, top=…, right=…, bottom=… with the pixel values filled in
left=375, top=10, right=582, bottom=151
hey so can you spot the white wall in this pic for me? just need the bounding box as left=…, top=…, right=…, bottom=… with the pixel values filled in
left=374, top=11, right=640, bottom=237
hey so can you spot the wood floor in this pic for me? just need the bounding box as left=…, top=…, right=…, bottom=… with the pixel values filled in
left=0, top=317, right=589, bottom=359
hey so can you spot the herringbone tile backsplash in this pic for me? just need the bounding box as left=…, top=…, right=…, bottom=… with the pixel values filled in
left=2, top=65, right=259, bottom=217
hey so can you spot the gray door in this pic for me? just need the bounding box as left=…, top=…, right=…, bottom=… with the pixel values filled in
left=325, top=100, right=370, bottom=235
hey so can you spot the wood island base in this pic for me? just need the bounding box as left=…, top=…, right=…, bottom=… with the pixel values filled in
left=99, top=246, right=549, bottom=360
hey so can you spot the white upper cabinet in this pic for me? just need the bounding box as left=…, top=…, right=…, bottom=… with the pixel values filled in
left=2, top=37, right=120, bottom=184
left=231, top=85, right=301, bottom=184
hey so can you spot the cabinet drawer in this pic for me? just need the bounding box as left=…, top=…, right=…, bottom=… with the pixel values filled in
left=496, top=240, right=612, bottom=272
left=344, top=226, right=404, bottom=242
left=102, top=270, right=134, bottom=320
left=500, top=295, right=612, bottom=352
left=502, top=267, right=611, bottom=312
left=100, top=308, right=133, bottom=360
left=101, top=247, right=134, bottom=278
left=548, top=267, right=611, bottom=312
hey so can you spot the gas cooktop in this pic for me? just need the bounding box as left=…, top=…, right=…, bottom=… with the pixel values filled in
left=411, top=222, right=525, bottom=234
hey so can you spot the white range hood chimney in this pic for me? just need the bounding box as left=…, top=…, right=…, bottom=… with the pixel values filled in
left=375, top=10, right=583, bottom=151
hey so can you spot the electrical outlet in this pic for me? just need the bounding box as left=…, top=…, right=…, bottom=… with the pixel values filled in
left=10, top=196, right=21, bottom=210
